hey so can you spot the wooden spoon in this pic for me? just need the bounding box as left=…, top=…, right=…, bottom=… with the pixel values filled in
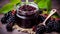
left=39, top=9, right=57, bottom=26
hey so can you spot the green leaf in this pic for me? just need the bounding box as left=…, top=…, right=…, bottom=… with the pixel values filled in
left=0, top=3, right=14, bottom=14
left=34, top=0, right=51, bottom=13
left=52, top=13, right=60, bottom=18
left=47, top=0, right=51, bottom=13
left=34, top=0, right=41, bottom=4
left=38, top=0, right=51, bottom=10
left=0, top=0, right=21, bottom=14
left=10, top=0, right=21, bottom=4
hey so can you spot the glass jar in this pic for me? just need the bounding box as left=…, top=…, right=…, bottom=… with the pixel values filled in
left=15, top=2, right=39, bottom=28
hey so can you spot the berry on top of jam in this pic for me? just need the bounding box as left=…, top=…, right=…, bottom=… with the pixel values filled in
left=19, top=5, right=36, bottom=11
left=17, top=4, right=38, bottom=16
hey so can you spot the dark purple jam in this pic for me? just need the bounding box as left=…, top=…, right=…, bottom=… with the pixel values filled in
left=16, top=5, right=38, bottom=28
left=15, top=14, right=38, bottom=28
left=19, top=5, right=36, bottom=11
left=17, top=5, right=37, bottom=16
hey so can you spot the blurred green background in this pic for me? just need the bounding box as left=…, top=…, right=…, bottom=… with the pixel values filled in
left=0, top=0, right=51, bottom=14
left=0, top=0, right=60, bottom=18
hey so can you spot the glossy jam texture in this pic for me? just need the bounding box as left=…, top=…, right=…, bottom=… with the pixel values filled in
left=19, top=5, right=36, bottom=11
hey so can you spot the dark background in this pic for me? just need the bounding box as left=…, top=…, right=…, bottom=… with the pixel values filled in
left=0, top=0, right=60, bottom=34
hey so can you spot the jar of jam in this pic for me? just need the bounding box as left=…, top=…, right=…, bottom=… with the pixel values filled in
left=15, top=2, right=39, bottom=28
